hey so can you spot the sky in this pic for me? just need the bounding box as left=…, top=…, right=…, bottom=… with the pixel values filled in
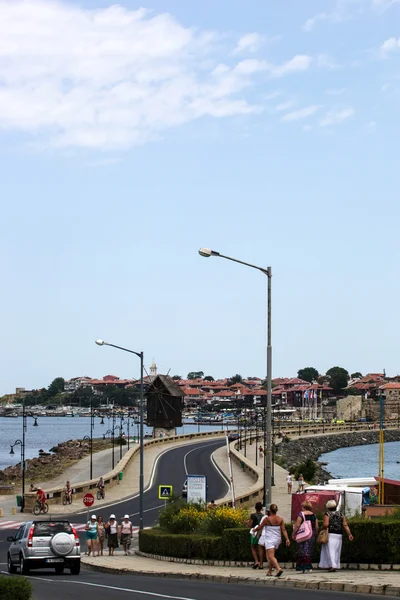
left=1, top=0, right=400, bottom=395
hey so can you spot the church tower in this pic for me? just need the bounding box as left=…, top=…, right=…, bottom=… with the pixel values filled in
left=150, top=359, right=157, bottom=378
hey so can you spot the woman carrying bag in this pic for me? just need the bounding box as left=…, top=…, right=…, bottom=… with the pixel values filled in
left=293, top=501, right=318, bottom=573
left=318, top=500, right=354, bottom=572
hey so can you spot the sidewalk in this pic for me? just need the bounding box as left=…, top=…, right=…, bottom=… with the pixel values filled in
left=1, top=435, right=245, bottom=519
left=82, top=552, right=400, bottom=596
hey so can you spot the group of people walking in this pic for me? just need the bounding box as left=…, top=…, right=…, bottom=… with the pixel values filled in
left=85, top=513, right=134, bottom=556
left=249, top=499, right=354, bottom=576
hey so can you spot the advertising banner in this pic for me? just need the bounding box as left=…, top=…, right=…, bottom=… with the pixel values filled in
left=187, top=475, right=207, bottom=504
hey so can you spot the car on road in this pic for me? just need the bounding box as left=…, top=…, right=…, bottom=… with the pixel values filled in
left=228, top=433, right=239, bottom=442
left=7, top=519, right=81, bottom=575
left=182, top=479, right=187, bottom=497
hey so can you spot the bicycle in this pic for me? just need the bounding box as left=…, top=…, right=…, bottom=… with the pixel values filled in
left=96, top=488, right=105, bottom=500
left=62, top=492, right=73, bottom=505
left=33, top=501, right=49, bottom=515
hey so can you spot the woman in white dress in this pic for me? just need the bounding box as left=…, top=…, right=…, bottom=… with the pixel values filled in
left=253, top=503, right=290, bottom=577
left=319, top=500, right=354, bottom=571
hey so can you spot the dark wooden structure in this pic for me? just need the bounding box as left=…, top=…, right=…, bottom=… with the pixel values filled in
left=146, top=375, right=184, bottom=428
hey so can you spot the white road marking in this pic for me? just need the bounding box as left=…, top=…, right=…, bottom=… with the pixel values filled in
left=210, top=451, right=230, bottom=495
left=75, top=438, right=224, bottom=515
left=59, top=579, right=198, bottom=599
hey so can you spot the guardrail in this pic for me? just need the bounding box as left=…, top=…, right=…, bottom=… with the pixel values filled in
left=22, top=429, right=227, bottom=511
left=218, top=421, right=400, bottom=509
left=21, top=420, right=400, bottom=512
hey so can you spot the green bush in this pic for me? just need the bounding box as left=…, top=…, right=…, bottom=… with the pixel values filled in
left=294, top=458, right=317, bottom=482
left=140, top=521, right=400, bottom=565
left=139, top=529, right=222, bottom=559
left=0, top=575, right=32, bottom=600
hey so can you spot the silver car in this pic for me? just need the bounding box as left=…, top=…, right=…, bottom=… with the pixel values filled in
left=7, top=519, right=81, bottom=575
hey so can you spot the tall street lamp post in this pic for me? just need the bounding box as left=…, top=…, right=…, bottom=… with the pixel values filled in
left=198, top=248, right=273, bottom=507
left=10, top=402, right=39, bottom=512
left=103, top=429, right=115, bottom=469
left=82, top=436, right=93, bottom=480
left=96, top=340, right=145, bottom=530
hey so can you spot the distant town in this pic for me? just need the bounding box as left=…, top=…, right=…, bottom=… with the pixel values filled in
left=1, top=363, right=400, bottom=423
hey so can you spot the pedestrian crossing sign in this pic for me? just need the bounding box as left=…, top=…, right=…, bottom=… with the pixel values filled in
left=158, top=485, right=173, bottom=499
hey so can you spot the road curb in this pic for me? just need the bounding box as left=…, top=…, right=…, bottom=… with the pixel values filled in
left=81, top=560, right=399, bottom=596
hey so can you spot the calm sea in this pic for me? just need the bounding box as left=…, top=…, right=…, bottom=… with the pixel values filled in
left=319, top=441, right=400, bottom=481
left=0, top=416, right=232, bottom=471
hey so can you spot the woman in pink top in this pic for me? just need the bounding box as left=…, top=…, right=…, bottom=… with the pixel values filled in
left=119, top=514, right=133, bottom=555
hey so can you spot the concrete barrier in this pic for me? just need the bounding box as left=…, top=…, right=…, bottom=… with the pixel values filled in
left=22, top=421, right=399, bottom=512
left=23, top=430, right=227, bottom=512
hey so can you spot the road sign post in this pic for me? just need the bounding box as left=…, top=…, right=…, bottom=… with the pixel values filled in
left=158, top=485, right=173, bottom=500
left=83, top=492, right=95, bottom=523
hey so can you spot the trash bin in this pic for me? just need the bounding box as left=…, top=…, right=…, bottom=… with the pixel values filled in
left=16, top=495, right=22, bottom=508
left=118, top=471, right=123, bottom=481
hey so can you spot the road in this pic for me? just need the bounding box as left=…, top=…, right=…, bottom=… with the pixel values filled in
left=0, top=438, right=372, bottom=599
left=2, top=569, right=378, bottom=600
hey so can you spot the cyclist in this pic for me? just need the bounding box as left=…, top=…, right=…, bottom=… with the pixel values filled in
left=36, top=486, right=47, bottom=511
left=97, top=477, right=105, bottom=499
left=63, top=480, right=72, bottom=503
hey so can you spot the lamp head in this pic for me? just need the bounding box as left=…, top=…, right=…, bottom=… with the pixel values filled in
left=198, top=248, right=212, bottom=258
left=9, top=446, right=14, bottom=455
left=95, top=339, right=105, bottom=346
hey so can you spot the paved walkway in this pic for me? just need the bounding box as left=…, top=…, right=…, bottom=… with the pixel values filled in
left=0, top=435, right=245, bottom=519
left=82, top=552, right=400, bottom=596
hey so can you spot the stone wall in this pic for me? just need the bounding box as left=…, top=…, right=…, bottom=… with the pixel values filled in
left=276, top=429, right=400, bottom=482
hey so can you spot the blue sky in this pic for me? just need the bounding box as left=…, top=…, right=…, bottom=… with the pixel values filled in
left=1, top=0, right=399, bottom=395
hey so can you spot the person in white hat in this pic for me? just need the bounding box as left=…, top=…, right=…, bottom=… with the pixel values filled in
left=119, top=514, right=133, bottom=555
left=105, top=514, right=118, bottom=556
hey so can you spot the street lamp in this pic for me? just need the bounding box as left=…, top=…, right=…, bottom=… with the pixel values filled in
left=95, top=339, right=145, bottom=530
left=82, top=436, right=93, bottom=480
left=11, top=404, right=39, bottom=512
left=198, top=248, right=273, bottom=507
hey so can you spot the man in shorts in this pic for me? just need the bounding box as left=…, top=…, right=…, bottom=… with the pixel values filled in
left=248, top=501, right=264, bottom=569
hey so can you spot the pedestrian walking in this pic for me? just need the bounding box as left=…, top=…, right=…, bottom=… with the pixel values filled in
left=297, top=473, right=305, bottom=492
left=293, top=501, right=318, bottom=573
left=97, top=516, right=106, bottom=556
left=259, top=445, right=264, bottom=459
left=318, top=500, right=354, bottom=572
left=208, top=500, right=217, bottom=510
left=248, top=501, right=264, bottom=569
left=85, top=514, right=99, bottom=557
left=253, top=503, right=290, bottom=577
left=119, top=514, right=133, bottom=555
left=105, top=514, right=119, bottom=556
left=286, top=473, right=293, bottom=494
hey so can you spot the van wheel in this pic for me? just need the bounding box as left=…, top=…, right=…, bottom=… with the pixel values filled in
left=7, top=555, right=17, bottom=574
left=70, top=561, right=81, bottom=575
left=20, top=555, right=30, bottom=574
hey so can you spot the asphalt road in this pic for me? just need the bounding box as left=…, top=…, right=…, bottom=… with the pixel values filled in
left=0, top=437, right=384, bottom=599
left=0, top=569, right=379, bottom=600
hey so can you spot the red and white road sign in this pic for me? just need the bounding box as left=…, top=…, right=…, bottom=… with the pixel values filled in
left=83, top=493, right=95, bottom=507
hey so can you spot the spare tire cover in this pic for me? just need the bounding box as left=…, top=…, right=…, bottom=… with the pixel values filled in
left=50, top=533, right=74, bottom=557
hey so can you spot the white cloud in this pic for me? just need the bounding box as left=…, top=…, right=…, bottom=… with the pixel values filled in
left=0, top=1, right=318, bottom=150
left=303, top=0, right=361, bottom=32
left=372, top=0, right=400, bottom=9
left=319, top=107, right=355, bottom=126
left=233, top=33, right=265, bottom=54
left=271, top=55, right=313, bottom=77
left=275, top=101, right=297, bottom=112
left=381, top=37, right=400, bottom=54
left=281, top=105, right=320, bottom=122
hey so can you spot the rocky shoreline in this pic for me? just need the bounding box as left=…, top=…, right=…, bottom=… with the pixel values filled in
left=276, top=429, right=400, bottom=482
left=0, top=438, right=112, bottom=485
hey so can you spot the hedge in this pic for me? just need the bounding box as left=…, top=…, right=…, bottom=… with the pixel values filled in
left=0, top=575, right=32, bottom=600
left=139, top=521, right=400, bottom=565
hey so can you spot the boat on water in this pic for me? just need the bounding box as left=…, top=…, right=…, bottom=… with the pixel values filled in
left=4, top=412, right=18, bottom=417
